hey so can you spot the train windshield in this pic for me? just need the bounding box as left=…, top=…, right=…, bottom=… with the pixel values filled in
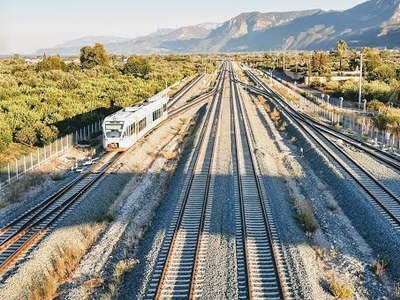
left=104, top=121, right=124, bottom=138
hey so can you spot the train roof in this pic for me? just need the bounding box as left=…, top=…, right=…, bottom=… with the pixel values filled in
left=104, top=96, right=168, bottom=121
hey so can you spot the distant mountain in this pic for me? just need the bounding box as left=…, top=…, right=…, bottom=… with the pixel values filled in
left=54, top=36, right=131, bottom=48
left=36, top=36, right=131, bottom=55
left=35, top=0, right=400, bottom=55
left=97, top=25, right=215, bottom=54
left=195, top=22, right=222, bottom=30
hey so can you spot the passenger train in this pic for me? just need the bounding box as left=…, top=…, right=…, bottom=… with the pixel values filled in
left=102, top=96, right=168, bottom=151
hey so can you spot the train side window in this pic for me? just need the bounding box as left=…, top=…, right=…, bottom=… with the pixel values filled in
left=153, top=108, right=162, bottom=121
left=138, top=117, right=147, bottom=132
left=163, top=104, right=167, bottom=112
left=134, top=123, right=136, bottom=134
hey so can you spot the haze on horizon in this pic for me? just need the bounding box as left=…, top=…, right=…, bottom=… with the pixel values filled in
left=1, top=0, right=367, bottom=55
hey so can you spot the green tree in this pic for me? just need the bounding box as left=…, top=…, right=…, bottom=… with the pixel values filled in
left=37, top=55, right=67, bottom=72
left=362, top=48, right=382, bottom=72
left=123, top=56, right=152, bottom=78
left=311, top=51, right=331, bottom=74
left=368, top=64, right=396, bottom=84
left=80, top=43, right=109, bottom=69
left=311, top=51, right=321, bottom=72
left=35, top=123, right=59, bottom=146
left=15, top=126, right=37, bottom=147
left=348, top=51, right=360, bottom=71
left=336, top=40, right=348, bottom=71
left=373, top=110, right=389, bottom=131
left=0, top=118, right=12, bottom=153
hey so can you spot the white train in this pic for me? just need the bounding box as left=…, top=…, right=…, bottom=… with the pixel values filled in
left=102, top=96, right=168, bottom=151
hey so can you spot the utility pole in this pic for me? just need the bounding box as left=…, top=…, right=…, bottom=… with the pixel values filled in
left=358, top=52, right=363, bottom=109
left=308, top=55, right=311, bottom=86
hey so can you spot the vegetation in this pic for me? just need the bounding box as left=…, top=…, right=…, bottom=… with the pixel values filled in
left=244, top=44, right=400, bottom=140
left=29, top=224, right=100, bottom=300
left=336, top=40, right=348, bottom=71
left=372, top=258, right=389, bottom=277
left=296, top=200, right=319, bottom=233
left=246, top=46, right=400, bottom=106
left=327, top=277, right=353, bottom=299
left=0, top=46, right=213, bottom=161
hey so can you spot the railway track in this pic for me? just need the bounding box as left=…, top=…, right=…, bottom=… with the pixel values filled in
left=167, top=74, right=205, bottom=109
left=245, top=69, right=400, bottom=232
left=0, top=69, right=219, bottom=279
left=243, top=70, right=400, bottom=172
left=0, top=151, right=124, bottom=276
left=146, top=63, right=226, bottom=299
left=142, top=74, right=220, bottom=142
left=146, top=62, right=287, bottom=299
left=230, top=68, right=286, bottom=299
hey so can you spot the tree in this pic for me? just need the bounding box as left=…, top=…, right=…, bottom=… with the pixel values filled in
left=311, top=51, right=321, bottom=72
left=311, top=51, right=331, bottom=74
left=123, top=55, right=152, bottom=78
left=15, top=126, right=37, bottom=147
left=368, top=64, right=396, bottom=84
left=336, top=40, right=348, bottom=71
left=37, top=55, right=67, bottom=72
left=362, top=48, right=382, bottom=72
left=0, top=118, right=12, bottom=153
left=80, top=43, right=109, bottom=69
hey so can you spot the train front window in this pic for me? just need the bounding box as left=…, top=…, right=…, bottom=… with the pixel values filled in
left=105, top=121, right=124, bottom=138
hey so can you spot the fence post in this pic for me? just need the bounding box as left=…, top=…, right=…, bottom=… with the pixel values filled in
left=15, top=159, right=18, bottom=179
left=56, top=139, right=58, bottom=154
left=44, top=146, right=47, bottom=162
left=24, top=156, right=27, bottom=174
left=31, top=152, right=34, bottom=170
left=38, top=149, right=40, bottom=167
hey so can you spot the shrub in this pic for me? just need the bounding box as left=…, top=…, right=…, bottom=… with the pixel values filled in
left=390, top=282, right=400, bottom=300
left=328, top=278, right=353, bottom=299
left=296, top=201, right=318, bottom=233
left=270, top=108, right=280, bottom=123
left=373, top=258, right=389, bottom=277
left=327, top=202, right=337, bottom=212
left=50, top=171, right=65, bottom=181
left=15, top=126, right=37, bottom=147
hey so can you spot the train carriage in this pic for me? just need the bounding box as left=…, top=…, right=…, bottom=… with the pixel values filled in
left=102, top=96, right=168, bottom=151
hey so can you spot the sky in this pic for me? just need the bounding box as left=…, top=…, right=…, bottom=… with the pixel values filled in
left=0, top=0, right=368, bottom=54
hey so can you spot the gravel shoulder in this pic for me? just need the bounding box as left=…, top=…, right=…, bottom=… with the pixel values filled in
left=248, top=74, right=398, bottom=298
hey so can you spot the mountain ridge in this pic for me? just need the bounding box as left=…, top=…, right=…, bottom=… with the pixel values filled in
left=35, top=0, right=400, bottom=55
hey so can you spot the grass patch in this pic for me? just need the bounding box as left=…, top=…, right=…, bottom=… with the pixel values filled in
left=372, top=258, right=389, bottom=277
left=50, top=171, right=65, bottom=181
left=390, top=282, right=400, bottom=300
left=162, top=150, right=177, bottom=160
left=98, top=211, right=115, bottom=223
left=29, top=224, right=100, bottom=300
left=279, top=121, right=288, bottom=131
left=326, top=276, right=353, bottom=299
left=4, top=173, right=46, bottom=203
left=296, top=200, right=318, bottom=233
left=270, top=107, right=280, bottom=123
left=100, top=259, right=136, bottom=300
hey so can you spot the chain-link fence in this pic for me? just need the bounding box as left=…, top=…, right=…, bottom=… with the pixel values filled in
left=269, top=76, right=400, bottom=151
left=0, top=120, right=102, bottom=191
